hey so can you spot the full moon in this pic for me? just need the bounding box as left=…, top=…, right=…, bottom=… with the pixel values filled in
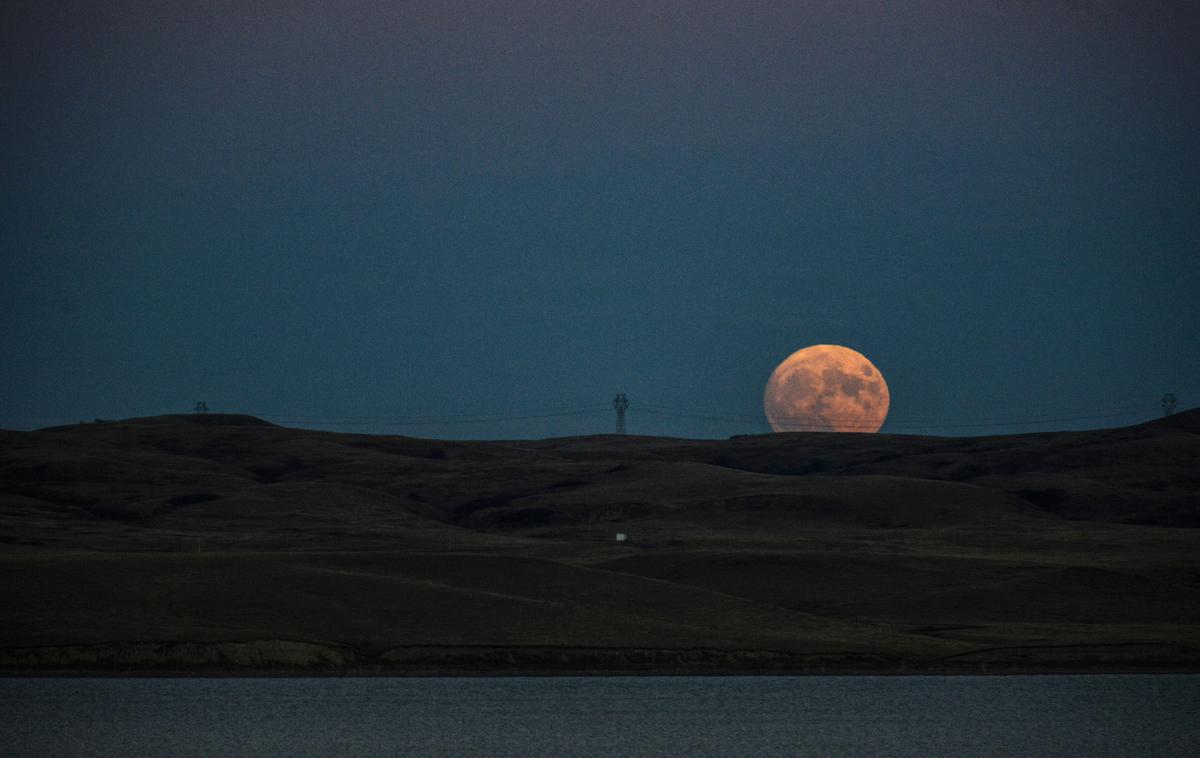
left=763, top=345, right=890, bottom=433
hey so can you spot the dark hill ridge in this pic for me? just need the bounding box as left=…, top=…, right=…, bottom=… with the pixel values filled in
left=1, top=411, right=1198, bottom=673
left=3, top=410, right=1197, bottom=540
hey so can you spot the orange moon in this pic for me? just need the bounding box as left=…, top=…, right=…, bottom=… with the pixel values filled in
left=763, top=345, right=890, bottom=432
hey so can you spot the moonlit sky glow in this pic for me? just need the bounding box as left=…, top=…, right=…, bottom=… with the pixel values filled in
left=2, top=1, right=1198, bottom=438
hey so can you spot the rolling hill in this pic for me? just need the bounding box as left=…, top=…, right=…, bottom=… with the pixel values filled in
left=2, top=411, right=1198, bottom=673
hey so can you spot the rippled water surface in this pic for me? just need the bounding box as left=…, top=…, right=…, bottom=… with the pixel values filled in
left=3, top=674, right=1198, bottom=757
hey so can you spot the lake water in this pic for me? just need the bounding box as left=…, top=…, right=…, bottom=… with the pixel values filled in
left=3, top=675, right=1198, bottom=757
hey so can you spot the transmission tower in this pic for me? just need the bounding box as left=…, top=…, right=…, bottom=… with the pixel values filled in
left=612, top=393, right=629, bottom=434
left=1161, top=393, right=1176, bottom=416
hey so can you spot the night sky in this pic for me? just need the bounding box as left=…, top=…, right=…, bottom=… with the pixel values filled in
left=3, top=1, right=1197, bottom=439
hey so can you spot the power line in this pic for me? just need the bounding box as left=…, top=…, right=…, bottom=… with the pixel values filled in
left=1, top=399, right=1170, bottom=435
left=634, top=402, right=1156, bottom=431
left=0, top=406, right=612, bottom=431
left=263, top=408, right=610, bottom=427
left=638, top=400, right=1153, bottom=423
left=254, top=405, right=608, bottom=421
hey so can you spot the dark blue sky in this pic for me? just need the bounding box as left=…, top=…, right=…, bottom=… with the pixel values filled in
left=3, top=1, right=1197, bottom=438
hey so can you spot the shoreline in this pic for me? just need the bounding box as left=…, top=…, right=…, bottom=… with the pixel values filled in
left=8, top=671, right=1199, bottom=679
left=6, top=664, right=1199, bottom=678
left=6, top=639, right=1198, bottom=678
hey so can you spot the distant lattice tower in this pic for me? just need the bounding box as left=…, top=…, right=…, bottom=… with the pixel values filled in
left=1162, top=393, right=1177, bottom=416
left=613, top=393, right=629, bottom=434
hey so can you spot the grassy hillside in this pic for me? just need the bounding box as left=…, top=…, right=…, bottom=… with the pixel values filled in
left=2, top=411, right=1198, bottom=673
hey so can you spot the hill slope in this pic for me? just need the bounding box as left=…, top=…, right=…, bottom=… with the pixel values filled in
left=2, top=412, right=1198, bottom=673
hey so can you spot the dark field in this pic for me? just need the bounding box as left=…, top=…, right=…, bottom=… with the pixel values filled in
left=2, top=412, right=1198, bottom=674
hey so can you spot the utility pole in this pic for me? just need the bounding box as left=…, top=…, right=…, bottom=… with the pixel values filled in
left=1161, top=393, right=1176, bottom=416
left=612, top=393, right=629, bottom=434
